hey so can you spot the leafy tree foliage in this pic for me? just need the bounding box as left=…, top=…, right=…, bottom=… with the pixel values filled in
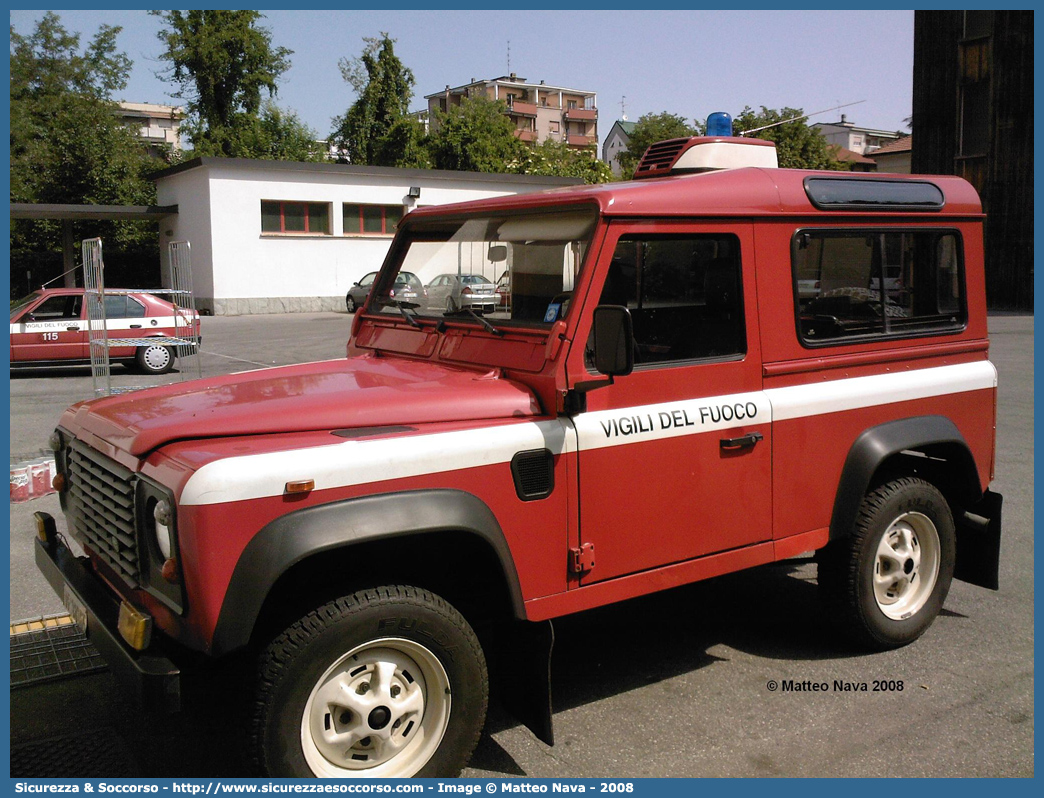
left=231, top=102, right=326, bottom=162
left=10, top=12, right=158, bottom=276
left=152, top=10, right=293, bottom=157
left=522, top=139, right=613, bottom=183
left=617, top=112, right=700, bottom=177
left=426, top=96, right=528, bottom=173
left=733, top=106, right=846, bottom=170
left=332, top=34, right=421, bottom=166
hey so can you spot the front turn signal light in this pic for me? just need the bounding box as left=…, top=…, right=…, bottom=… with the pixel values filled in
left=118, top=601, right=153, bottom=651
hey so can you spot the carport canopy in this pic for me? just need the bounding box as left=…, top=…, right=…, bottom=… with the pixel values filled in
left=10, top=203, right=178, bottom=287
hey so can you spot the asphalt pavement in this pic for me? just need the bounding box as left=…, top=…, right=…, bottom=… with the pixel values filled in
left=7, top=312, right=1034, bottom=777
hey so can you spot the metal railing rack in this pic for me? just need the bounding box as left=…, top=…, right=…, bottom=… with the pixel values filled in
left=81, top=238, right=202, bottom=398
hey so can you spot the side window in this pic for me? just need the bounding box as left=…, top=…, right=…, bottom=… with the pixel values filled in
left=103, top=296, right=128, bottom=318
left=101, top=296, right=146, bottom=319
left=793, top=229, right=966, bottom=344
left=359, top=273, right=376, bottom=288
left=28, top=296, right=78, bottom=320
left=126, top=297, right=146, bottom=317
left=592, top=234, right=746, bottom=366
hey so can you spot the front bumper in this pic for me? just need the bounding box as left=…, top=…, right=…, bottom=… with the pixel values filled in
left=34, top=516, right=181, bottom=713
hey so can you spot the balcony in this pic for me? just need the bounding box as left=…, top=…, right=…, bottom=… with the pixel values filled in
left=514, top=129, right=538, bottom=142
left=567, top=135, right=598, bottom=147
left=506, top=101, right=538, bottom=117
left=564, top=107, right=597, bottom=121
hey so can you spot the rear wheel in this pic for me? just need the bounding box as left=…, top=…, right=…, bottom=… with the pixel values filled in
left=818, top=477, right=955, bottom=650
left=253, top=585, right=487, bottom=778
left=135, top=343, right=174, bottom=374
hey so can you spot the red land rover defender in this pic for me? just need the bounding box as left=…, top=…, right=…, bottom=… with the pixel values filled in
left=36, top=131, right=1002, bottom=778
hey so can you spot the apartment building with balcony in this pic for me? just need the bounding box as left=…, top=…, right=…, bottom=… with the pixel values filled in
left=812, top=114, right=905, bottom=155
left=118, top=102, right=184, bottom=158
left=425, top=74, right=598, bottom=150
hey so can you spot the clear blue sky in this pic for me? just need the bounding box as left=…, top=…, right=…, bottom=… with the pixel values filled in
left=10, top=9, right=914, bottom=139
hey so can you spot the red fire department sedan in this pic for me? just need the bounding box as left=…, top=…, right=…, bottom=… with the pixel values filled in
left=11, top=287, right=199, bottom=374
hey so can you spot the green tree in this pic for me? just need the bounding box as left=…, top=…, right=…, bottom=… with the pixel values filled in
left=617, top=112, right=700, bottom=177
left=733, top=106, right=846, bottom=170
left=10, top=13, right=158, bottom=280
left=235, top=102, right=327, bottom=162
left=521, top=139, right=613, bottom=184
left=427, top=96, right=528, bottom=173
left=152, top=10, right=292, bottom=157
left=332, top=34, right=421, bottom=166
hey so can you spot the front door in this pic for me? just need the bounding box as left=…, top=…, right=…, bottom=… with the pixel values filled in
left=10, top=293, right=86, bottom=362
left=569, top=222, right=771, bottom=584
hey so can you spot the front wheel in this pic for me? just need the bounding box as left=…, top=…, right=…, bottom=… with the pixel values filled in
left=135, top=343, right=174, bottom=374
left=346, top=295, right=357, bottom=313
left=818, top=477, right=955, bottom=650
left=252, top=586, right=487, bottom=778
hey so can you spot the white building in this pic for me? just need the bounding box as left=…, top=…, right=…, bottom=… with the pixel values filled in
left=118, top=102, right=184, bottom=157
left=602, top=120, right=636, bottom=176
left=812, top=115, right=905, bottom=155
left=152, top=158, right=580, bottom=315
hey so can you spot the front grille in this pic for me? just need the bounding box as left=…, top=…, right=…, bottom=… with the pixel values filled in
left=66, top=443, right=139, bottom=587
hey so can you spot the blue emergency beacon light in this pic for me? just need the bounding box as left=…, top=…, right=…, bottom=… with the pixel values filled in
left=706, top=112, right=733, bottom=137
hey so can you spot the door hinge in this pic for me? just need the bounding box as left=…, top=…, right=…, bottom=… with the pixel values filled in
left=569, top=543, right=596, bottom=574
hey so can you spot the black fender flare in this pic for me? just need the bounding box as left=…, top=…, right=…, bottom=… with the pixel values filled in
left=210, top=489, right=524, bottom=656
left=829, top=415, right=983, bottom=541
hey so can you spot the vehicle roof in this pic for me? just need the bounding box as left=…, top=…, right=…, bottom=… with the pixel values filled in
left=26, top=288, right=174, bottom=305
left=405, top=168, right=983, bottom=221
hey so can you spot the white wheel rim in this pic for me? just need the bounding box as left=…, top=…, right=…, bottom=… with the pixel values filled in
left=301, top=638, right=451, bottom=777
left=873, top=511, right=940, bottom=620
left=143, top=345, right=170, bottom=371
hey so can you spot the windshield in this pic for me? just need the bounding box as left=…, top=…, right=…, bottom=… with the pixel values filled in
left=10, top=291, right=41, bottom=320
left=375, top=210, right=597, bottom=325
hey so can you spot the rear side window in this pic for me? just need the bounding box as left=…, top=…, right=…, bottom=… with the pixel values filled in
left=793, top=229, right=965, bottom=345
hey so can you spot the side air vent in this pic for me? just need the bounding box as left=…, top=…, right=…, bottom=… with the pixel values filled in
left=511, top=449, right=555, bottom=501
left=633, top=138, right=690, bottom=178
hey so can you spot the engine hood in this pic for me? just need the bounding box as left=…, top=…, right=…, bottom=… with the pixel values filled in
left=61, top=356, right=542, bottom=457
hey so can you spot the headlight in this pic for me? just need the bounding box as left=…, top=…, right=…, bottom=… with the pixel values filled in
left=136, top=479, right=184, bottom=614
left=153, top=499, right=173, bottom=559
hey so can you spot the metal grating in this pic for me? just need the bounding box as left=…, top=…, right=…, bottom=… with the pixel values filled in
left=67, top=443, right=139, bottom=586
left=511, top=449, right=555, bottom=501
left=10, top=616, right=107, bottom=688
left=635, top=138, right=690, bottom=176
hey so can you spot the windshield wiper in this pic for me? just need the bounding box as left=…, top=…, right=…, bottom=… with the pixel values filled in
left=444, top=305, right=505, bottom=336
left=378, top=298, right=422, bottom=328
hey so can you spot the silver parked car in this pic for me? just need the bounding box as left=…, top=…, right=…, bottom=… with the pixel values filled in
left=425, top=274, right=499, bottom=314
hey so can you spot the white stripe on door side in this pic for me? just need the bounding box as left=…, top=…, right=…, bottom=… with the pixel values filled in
left=765, top=360, right=997, bottom=421
left=11, top=315, right=188, bottom=334
left=179, top=419, right=577, bottom=507
left=177, top=361, right=996, bottom=507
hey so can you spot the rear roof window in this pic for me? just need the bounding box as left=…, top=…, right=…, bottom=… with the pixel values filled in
left=804, top=178, right=945, bottom=211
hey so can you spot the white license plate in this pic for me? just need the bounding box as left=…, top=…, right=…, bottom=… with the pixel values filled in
left=63, top=585, right=88, bottom=633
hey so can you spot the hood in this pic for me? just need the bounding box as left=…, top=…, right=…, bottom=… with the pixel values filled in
left=62, top=356, right=542, bottom=457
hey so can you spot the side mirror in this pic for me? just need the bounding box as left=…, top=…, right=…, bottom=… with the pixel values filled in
left=592, top=305, right=634, bottom=378
left=487, top=244, right=508, bottom=263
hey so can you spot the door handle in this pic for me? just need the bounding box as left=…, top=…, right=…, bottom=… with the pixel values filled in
left=66, top=326, right=79, bottom=331
left=720, top=431, right=764, bottom=450
left=130, top=324, right=142, bottom=328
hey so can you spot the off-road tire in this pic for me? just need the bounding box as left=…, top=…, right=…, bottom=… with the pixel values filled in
left=252, top=585, right=487, bottom=778
left=818, top=477, right=955, bottom=650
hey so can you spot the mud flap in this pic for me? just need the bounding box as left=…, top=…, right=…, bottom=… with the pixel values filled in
left=497, top=619, right=555, bottom=746
left=954, top=489, right=1003, bottom=590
